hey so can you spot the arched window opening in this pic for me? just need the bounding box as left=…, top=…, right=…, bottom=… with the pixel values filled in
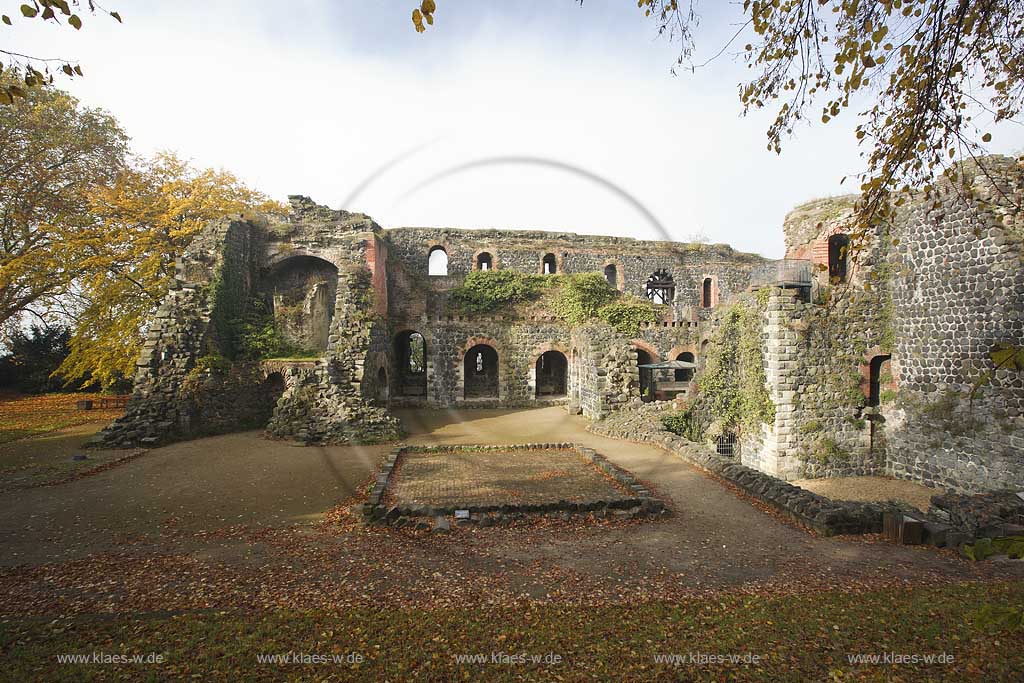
left=464, top=344, right=499, bottom=399
left=867, top=354, right=893, bottom=407
left=636, top=348, right=654, bottom=401
left=536, top=350, right=568, bottom=398
left=828, top=234, right=850, bottom=282
left=702, top=278, right=714, bottom=308
left=394, top=331, right=427, bottom=397
left=266, top=255, right=338, bottom=353
left=716, top=433, right=737, bottom=456
left=428, top=246, right=448, bottom=276
left=604, top=264, right=617, bottom=288
left=542, top=253, right=557, bottom=275
left=645, top=270, right=675, bottom=305
left=674, top=352, right=695, bottom=382
left=477, top=252, right=493, bottom=271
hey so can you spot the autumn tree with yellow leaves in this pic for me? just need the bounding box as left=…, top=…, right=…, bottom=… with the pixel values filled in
left=57, top=152, right=283, bottom=388
left=0, top=81, right=127, bottom=325
left=0, top=81, right=282, bottom=389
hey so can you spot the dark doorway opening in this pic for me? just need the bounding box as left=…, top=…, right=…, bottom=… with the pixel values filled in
left=828, top=234, right=850, bottom=282
left=260, top=372, right=286, bottom=425
left=394, top=331, right=427, bottom=398
left=636, top=349, right=654, bottom=401
left=536, top=350, right=568, bottom=397
left=674, top=352, right=695, bottom=382
left=464, top=344, right=499, bottom=399
left=867, top=354, right=892, bottom=407
left=604, top=264, right=617, bottom=288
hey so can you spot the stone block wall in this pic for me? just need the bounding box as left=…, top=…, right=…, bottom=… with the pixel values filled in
left=744, top=287, right=884, bottom=480
left=883, top=157, right=1024, bottom=491
left=97, top=217, right=263, bottom=446
left=382, top=227, right=762, bottom=321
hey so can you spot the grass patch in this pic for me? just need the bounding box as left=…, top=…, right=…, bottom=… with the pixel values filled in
left=2, top=581, right=1022, bottom=681
left=0, top=392, right=123, bottom=445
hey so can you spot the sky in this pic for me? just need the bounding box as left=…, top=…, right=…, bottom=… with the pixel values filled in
left=8, top=0, right=1024, bottom=258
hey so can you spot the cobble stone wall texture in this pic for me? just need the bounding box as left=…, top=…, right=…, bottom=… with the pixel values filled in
left=883, top=157, right=1024, bottom=492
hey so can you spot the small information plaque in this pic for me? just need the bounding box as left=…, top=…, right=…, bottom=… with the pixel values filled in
left=454, top=509, right=470, bottom=519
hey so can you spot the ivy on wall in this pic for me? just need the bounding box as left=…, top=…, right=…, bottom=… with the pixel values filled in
left=594, top=296, right=658, bottom=335
left=206, top=245, right=250, bottom=360
left=448, top=270, right=658, bottom=335
left=692, top=299, right=775, bottom=439
left=548, top=272, right=618, bottom=324
left=448, top=270, right=549, bottom=313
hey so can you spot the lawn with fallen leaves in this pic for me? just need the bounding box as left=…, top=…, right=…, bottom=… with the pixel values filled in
left=1, top=580, right=1021, bottom=681
left=0, top=392, right=123, bottom=444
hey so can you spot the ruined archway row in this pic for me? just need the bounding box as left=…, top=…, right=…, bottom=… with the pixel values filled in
left=383, top=330, right=573, bottom=406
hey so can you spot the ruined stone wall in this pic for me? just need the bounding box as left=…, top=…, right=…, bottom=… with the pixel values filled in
left=750, top=196, right=901, bottom=480
left=382, top=227, right=762, bottom=320
left=97, top=217, right=264, bottom=446
left=766, top=156, right=1024, bottom=492
left=263, top=243, right=401, bottom=444
left=746, top=287, right=886, bottom=480
left=883, top=157, right=1024, bottom=492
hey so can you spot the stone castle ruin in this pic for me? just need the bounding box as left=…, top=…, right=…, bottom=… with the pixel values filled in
left=98, top=157, right=1024, bottom=494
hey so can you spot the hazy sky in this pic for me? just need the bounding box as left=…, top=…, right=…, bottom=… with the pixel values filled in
left=11, top=0, right=1024, bottom=258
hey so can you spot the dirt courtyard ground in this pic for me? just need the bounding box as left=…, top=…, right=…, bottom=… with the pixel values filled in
left=0, top=406, right=1019, bottom=615
left=386, top=446, right=633, bottom=508
left=793, top=475, right=943, bottom=512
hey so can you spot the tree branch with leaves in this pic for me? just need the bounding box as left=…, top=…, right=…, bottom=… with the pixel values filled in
left=1, top=0, right=122, bottom=104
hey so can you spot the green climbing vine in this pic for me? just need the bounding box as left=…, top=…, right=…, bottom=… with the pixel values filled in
left=448, top=270, right=549, bottom=314
left=447, top=269, right=659, bottom=335
left=547, top=272, right=618, bottom=324
left=694, top=299, right=775, bottom=438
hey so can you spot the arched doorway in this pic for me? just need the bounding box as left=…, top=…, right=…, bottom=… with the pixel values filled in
left=636, top=349, right=654, bottom=401
left=674, top=352, right=695, bottom=382
left=701, top=277, right=715, bottom=308
left=828, top=234, right=850, bottom=282
left=260, top=372, right=286, bottom=425
left=394, top=330, right=427, bottom=398
left=604, top=264, right=617, bottom=288
left=464, top=344, right=499, bottom=399
left=535, top=350, right=567, bottom=398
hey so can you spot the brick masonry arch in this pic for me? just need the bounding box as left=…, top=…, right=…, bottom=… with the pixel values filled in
left=667, top=344, right=697, bottom=361
left=471, top=248, right=500, bottom=271
left=529, top=342, right=570, bottom=399
left=629, top=339, right=661, bottom=362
